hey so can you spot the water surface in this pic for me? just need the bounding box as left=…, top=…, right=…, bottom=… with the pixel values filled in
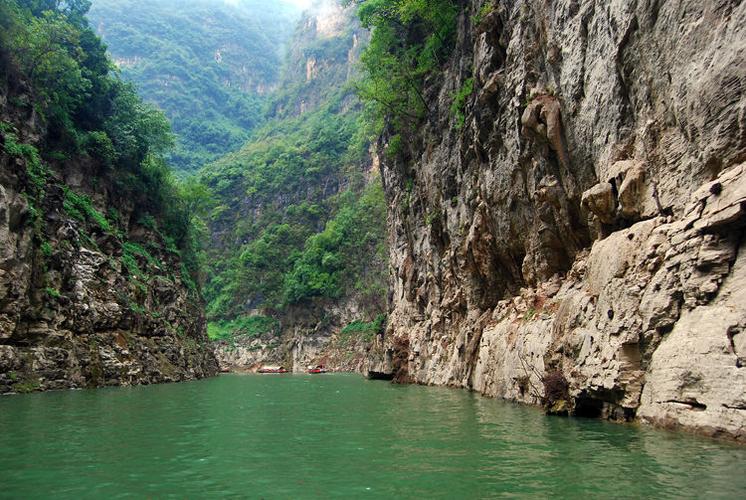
left=1, top=374, right=744, bottom=498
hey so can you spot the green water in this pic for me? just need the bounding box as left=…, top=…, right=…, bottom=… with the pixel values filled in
left=1, top=375, right=745, bottom=499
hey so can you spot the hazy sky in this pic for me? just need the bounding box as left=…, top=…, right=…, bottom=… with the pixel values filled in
left=283, top=0, right=313, bottom=7
left=223, top=0, right=314, bottom=8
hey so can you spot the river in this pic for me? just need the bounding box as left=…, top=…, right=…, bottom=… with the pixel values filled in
left=1, top=374, right=744, bottom=498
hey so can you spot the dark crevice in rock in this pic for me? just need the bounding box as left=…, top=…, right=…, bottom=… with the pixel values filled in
left=723, top=404, right=746, bottom=411
left=366, top=371, right=393, bottom=381
left=574, top=394, right=604, bottom=418
left=662, top=399, right=708, bottom=411
left=390, top=336, right=412, bottom=384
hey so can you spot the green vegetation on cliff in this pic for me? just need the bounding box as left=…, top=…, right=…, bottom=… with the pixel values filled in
left=202, top=95, right=387, bottom=322
left=200, top=6, right=387, bottom=338
left=4, top=0, right=390, bottom=344
left=207, top=315, right=279, bottom=341
left=87, top=0, right=300, bottom=173
left=0, top=0, right=204, bottom=285
left=339, top=314, right=385, bottom=343
left=353, top=0, right=459, bottom=133
left=283, top=182, right=386, bottom=304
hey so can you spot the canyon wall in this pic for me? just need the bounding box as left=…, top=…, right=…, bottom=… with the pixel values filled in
left=213, top=295, right=377, bottom=373
left=0, top=50, right=217, bottom=394
left=368, top=0, right=746, bottom=441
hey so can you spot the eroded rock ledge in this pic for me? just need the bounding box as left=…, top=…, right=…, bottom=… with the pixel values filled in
left=367, top=0, right=746, bottom=441
left=0, top=169, right=219, bottom=393
left=213, top=298, right=376, bottom=374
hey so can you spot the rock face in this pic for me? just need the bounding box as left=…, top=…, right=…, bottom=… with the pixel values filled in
left=0, top=72, right=217, bottom=395
left=270, top=1, right=368, bottom=118
left=369, top=0, right=746, bottom=441
left=213, top=296, right=376, bottom=373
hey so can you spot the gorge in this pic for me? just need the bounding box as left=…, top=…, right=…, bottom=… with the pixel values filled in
left=1, top=0, right=745, bottom=478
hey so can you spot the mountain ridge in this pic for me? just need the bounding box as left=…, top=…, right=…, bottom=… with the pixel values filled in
left=88, top=0, right=302, bottom=173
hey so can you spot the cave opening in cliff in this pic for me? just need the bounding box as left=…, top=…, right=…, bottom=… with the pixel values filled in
left=573, top=394, right=604, bottom=419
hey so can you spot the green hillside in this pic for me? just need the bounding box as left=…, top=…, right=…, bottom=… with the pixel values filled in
left=88, top=0, right=300, bottom=173
left=200, top=5, right=387, bottom=337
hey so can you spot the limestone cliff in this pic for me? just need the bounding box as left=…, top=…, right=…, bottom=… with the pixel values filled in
left=0, top=51, right=217, bottom=394
left=213, top=295, right=378, bottom=373
left=272, top=0, right=366, bottom=117
left=368, top=0, right=746, bottom=441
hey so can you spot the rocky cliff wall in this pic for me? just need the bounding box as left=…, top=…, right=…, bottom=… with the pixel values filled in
left=368, top=0, right=746, bottom=441
left=0, top=61, right=217, bottom=394
left=271, top=0, right=367, bottom=118
left=214, top=294, right=377, bottom=373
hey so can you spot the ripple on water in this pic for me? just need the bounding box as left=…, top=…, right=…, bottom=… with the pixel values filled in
left=1, top=374, right=745, bottom=499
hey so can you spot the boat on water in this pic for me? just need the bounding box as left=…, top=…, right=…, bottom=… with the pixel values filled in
left=257, top=365, right=288, bottom=374
left=307, top=365, right=328, bottom=374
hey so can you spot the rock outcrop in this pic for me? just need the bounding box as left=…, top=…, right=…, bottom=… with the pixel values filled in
left=213, top=296, right=377, bottom=373
left=368, top=0, right=746, bottom=441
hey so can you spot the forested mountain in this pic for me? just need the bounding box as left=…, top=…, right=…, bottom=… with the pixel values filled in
left=202, top=2, right=387, bottom=370
left=0, top=0, right=386, bottom=384
left=88, top=0, right=301, bottom=173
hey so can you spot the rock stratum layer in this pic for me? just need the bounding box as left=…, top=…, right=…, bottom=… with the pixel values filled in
left=368, top=0, right=746, bottom=441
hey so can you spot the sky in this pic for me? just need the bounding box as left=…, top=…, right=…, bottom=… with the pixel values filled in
left=283, top=0, right=313, bottom=7
left=223, top=0, right=314, bottom=8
